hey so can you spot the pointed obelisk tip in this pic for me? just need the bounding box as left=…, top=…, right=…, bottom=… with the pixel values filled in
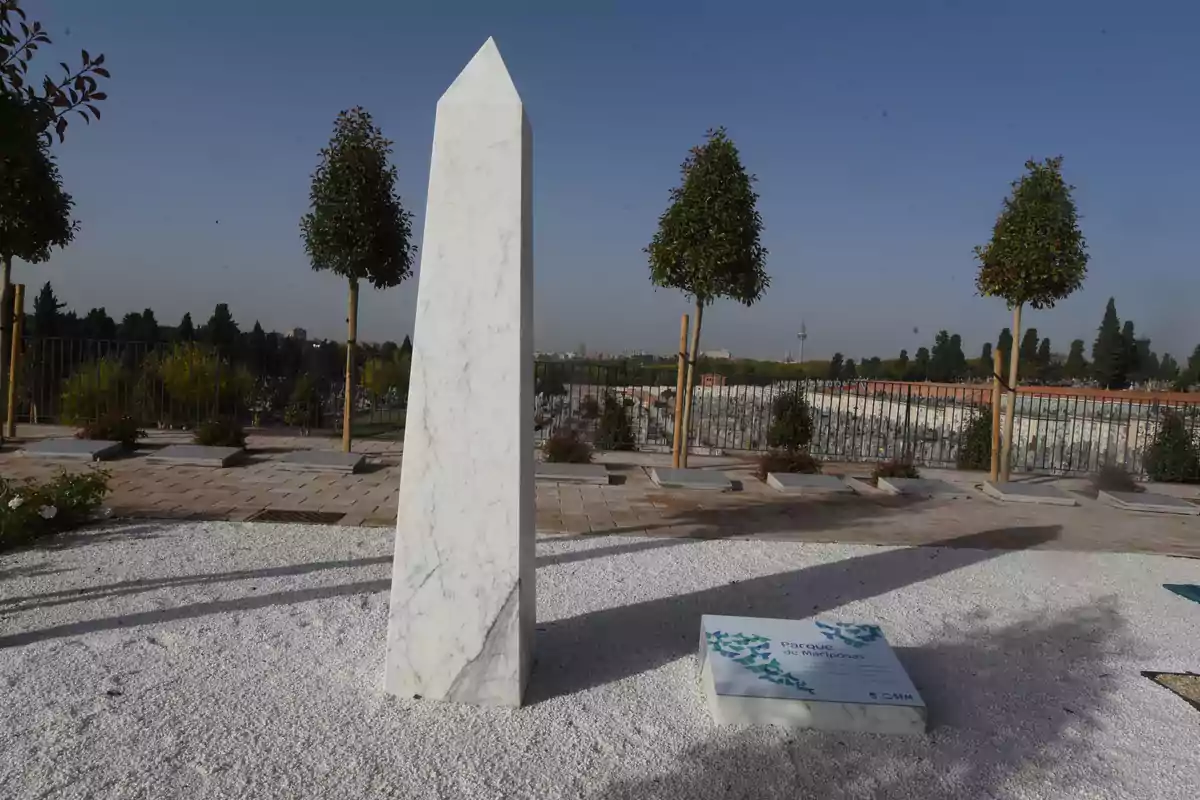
left=440, top=36, right=520, bottom=104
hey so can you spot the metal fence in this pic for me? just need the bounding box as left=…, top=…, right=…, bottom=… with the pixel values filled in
left=10, top=336, right=405, bottom=435
left=533, top=361, right=1200, bottom=478
left=9, top=339, right=1200, bottom=477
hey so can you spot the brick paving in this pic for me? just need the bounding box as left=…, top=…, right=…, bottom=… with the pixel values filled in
left=2, top=426, right=1198, bottom=557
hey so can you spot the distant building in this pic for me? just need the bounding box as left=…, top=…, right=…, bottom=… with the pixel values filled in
left=289, top=327, right=308, bottom=341
left=700, top=373, right=727, bottom=388
left=701, top=348, right=732, bottom=360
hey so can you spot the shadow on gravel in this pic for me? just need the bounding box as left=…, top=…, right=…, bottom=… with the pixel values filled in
left=529, top=525, right=1061, bottom=704
left=592, top=601, right=1128, bottom=800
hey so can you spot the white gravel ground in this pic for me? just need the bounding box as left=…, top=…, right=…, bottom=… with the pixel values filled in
left=2, top=521, right=1200, bottom=799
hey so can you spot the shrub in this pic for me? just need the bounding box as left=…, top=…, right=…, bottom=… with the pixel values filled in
left=542, top=429, right=593, bottom=464
left=1144, top=409, right=1200, bottom=483
left=194, top=418, right=247, bottom=448
left=755, top=449, right=822, bottom=480
left=284, top=373, right=323, bottom=429
left=77, top=412, right=145, bottom=449
left=595, top=393, right=636, bottom=451
left=579, top=395, right=600, bottom=420
left=767, top=389, right=813, bottom=452
left=1, top=470, right=111, bottom=551
left=956, top=409, right=992, bottom=471
left=872, top=459, right=920, bottom=485
left=59, top=358, right=128, bottom=424
left=144, top=343, right=254, bottom=423
left=1092, top=463, right=1140, bottom=493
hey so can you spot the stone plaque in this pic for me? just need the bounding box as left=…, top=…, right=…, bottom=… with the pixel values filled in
left=699, top=614, right=926, bottom=735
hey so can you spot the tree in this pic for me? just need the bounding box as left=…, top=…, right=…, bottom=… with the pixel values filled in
left=977, top=342, right=993, bottom=379
left=1186, top=345, right=1200, bottom=388
left=996, top=327, right=1013, bottom=367
left=1134, top=339, right=1157, bottom=384
left=176, top=312, right=195, bottom=342
left=1036, top=338, right=1051, bottom=376
left=1018, top=327, right=1039, bottom=369
left=646, top=128, right=768, bottom=467
left=948, top=334, right=967, bottom=380
left=1, top=1, right=110, bottom=426
left=929, top=331, right=952, bottom=382
left=301, top=106, right=416, bottom=452
left=1158, top=353, right=1180, bottom=383
left=975, top=156, right=1087, bottom=481
left=399, top=334, right=413, bottom=360
left=29, top=280, right=63, bottom=338
left=1064, top=339, right=1087, bottom=381
left=203, top=303, right=240, bottom=358
left=912, top=347, right=931, bottom=382
left=80, top=307, right=116, bottom=341
left=893, top=349, right=909, bottom=381
left=1091, top=298, right=1126, bottom=389
left=841, top=358, right=857, bottom=380
left=826, top=352, right=844, bottom=380
left=247, top=321, right=268, bottom=376
left=1119, top=320, right=1138, bottom=383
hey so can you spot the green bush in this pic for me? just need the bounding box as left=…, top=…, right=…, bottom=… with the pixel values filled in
left=595, top=393, right=635, bottom=451
left=77, top=412, right=145, bottom=448
left=767, top=389, right=813, bottom=452
left=1, top=470, right=111, bottom=551
left=579, top=395, right=600, bottom=420
left=1092, top=463, right=1140, bottom=493
left=143, top=343, right=253, bottom=424
left=284, top=373, right=323, bottom=429
left=59, top=358, right=128, bottom=424
left=194, top=418, right=247, bottom=448
left=1144, top=409, right=1200, bottom=483
left=542, top=429, right=593, bottom=464
left=956, top=409, right=992, bottom=471
left=872, top=459, right=920, bottom=485
left=756, top=449, right=822, bottom=480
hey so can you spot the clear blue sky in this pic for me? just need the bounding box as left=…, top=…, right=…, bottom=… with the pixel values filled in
left=18, top=0, right=1200, bottom=362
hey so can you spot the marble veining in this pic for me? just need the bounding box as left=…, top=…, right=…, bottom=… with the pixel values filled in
left=384, top=38, right=535, bottom=708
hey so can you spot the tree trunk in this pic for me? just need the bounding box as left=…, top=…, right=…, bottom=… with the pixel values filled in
left=679, top=299, right=704, bottom=468
left=1000, top=303, right=1022, bottom=482
left=671, top=313, right=690, bottom=468
left=0, top=255, right=12, bottom=435
left=342, top=279, right=359, bottom=453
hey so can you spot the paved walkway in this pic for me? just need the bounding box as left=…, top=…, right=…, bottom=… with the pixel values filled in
left=2, top=426, right=1199, bottom=557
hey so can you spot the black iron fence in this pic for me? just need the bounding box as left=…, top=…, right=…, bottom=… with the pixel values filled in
left=11, top=336, right=406, bottom=436
left=533, top=361, right=1200, bottom=479
left=9, top=339, right=1200, bottom=478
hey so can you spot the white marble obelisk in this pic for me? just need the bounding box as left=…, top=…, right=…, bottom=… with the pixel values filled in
left=384, top=38, right=534, bottom=707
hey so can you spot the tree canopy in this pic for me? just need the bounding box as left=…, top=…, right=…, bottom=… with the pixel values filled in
left=646, top=128, right=768, bottom=307
left=300, top=106, right=416, bottom=289
left=974, top=156, right=1088, bottom=310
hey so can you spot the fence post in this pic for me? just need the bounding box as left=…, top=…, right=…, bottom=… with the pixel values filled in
left=902, top=385, right=913, bottom=460
left=989, top=349, right=1002, bottom=481
left=672, top=313, right=690, bottom=468
left=5, top=284, right=24, bottom=438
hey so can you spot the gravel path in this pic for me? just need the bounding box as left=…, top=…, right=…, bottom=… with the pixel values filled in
left=2, top=522, right=1199, bottom=799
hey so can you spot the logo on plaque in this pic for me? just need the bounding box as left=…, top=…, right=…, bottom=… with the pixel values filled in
left=705, top=631, right=815, bottom=694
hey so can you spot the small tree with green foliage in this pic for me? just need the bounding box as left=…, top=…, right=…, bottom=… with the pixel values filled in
left=301, top=107, right=416, bottom=452
left=1144, top=409, right=1200, bottom=483
left=1091, top=297, right=1126, bottom=388
left=646, top=127, right=768, bottom=466
left=956, top=408, right=993, bottom=470
left=1064, top=339, right=1087, bottom=381
left=1, top=0, right=111, bottom=427
left=975, top=156, right=1088, bottom=480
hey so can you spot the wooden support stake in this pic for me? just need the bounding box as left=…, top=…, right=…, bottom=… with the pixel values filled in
left=672, top=313, right=690, bottom=468
left=989, top=348, right=1002, bottom=482
left=5, top=284, right=24, bottom=438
